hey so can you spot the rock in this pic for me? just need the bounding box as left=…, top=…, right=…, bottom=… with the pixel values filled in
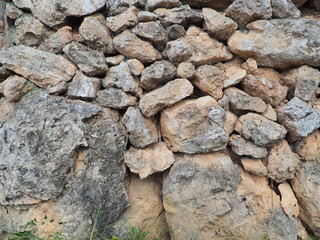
left=228, top=19, right=320, bottom=68
left=0, top=46, right=77, bottom=88
left=242, top=68, right=288, bottom=107
left=0, top=67, right=12, bottom=80
left=165, top=26, right=233, bottom=65
left=0, top=75, right=33, bottom=102
left=203, top=8, right=238, bottom=41
left=113, top=30, right=162, bottom=64
left=132, top=21, right=167, bottom=47
left=278, top=182, right=299, bottom=218
left=235, top=113, right=287, bottom=147
left=225, top=0, right=272, bottom=27
left=224, top=65, right=246, bottom=88
left=140, top=60, right=176, bottom=90
left=124, top=142, right=174, bottom=178
left=96, top=88, right=137, bottom=109
left=241, top=158, right=267, bottom=176
left=229, top=134, right=268, bottom=158
left=0, top=98, right=15, bottom=124
left=139, top=79, right=193, bottom=117
left=180, top=0, right=234, bottom=9
left=160, top=96, right=229, bottom=153
left=67, top=72, right=101, bottom=100
left=176, top=62, right=195, bottom=79
left=277, top=97, right=320, bottom=141
left=262, top=104, right=277, bottom=121
left=193, top=65, right=225, bottom=100
left=47, top=82, right=68, bottom=95
left=294, top=66, right=320, bottom=102
left=15, top=15, right=50, bottom=46
left=127, top=59, right=144, bottom=76
left=79, top=13, right=114, bottom=54
left=225, top=87, right=267, bottom=114
left=106, top=6, right=139, bottom=33
left=12, top=0, right=107, bottom=27
left=105, top=55, right=125, bottom=66
left=166, top=24, right=186, bottom=40
left=272, top=0, right=300, bottom=19
left=241, top=58, right=258, bottom=74
left=292, top=161, right=320, bottom=236
left=292, top=0, right=307, bottom=6
left=122, top=107, right=159, bottom=148
left=106, top=0, right=144, bottom=16
left=63, top=43, right=107, bottom=76
left=224, top=111, right=238, bottom=135
left=208, top=105, right=227, bottom=127
left=146, top=0, right=181, bottom=11
left=137, top=11, right=158, bottom=22
left=266, top=140, right=300, bottom=182
left=102, top=62, right=141, bottom=96
left=6, top=4, right=22, bottom=19
left=295, top=130, right=320, bottom=161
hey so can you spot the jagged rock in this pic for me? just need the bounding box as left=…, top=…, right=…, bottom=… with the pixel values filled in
left=180, top=0, right=234, bottom=9
left=225, top=87, right=267, bottom=114
left=106, top=0, right=144, bottom=16
left=122, top=107, right=158, bottom=148
left=12, top=0, right=107, bottom=27
left=146, top=0, right=181, bottom=11
left=67, top=72, right=101, bottom=99
left=208, top=105, right=227, bottom=127
left=277, top=97, right=320, bottom=141
left=176, top=62, right=195, bottom=79
left=127, top=59, right=144, bottom=76
left=272, top=0, right=300, bottom=19
left=140, top=60, right=176, bottom=90
left=105, top=55, right=125, bottom=66
left=15, top=15, right=50, bottom=46
left=137, top=11, right=158, bottom=22
left=292, top=161, right=320, bottom=236
left=113, top=30, right=162, bottom=64
left=203, top=8, right=238, bottom=41
left=124, top=142, right=174, bottom=178
left=106, top=6, right=139, bottom=33
left=165, top=26, right=233, bottom=65
left=225, top=0, right=272, bottom=27
left=102, top=62, right=142, bottom=96
left=132, top=21, right=167, bottom=47
left=241, top=58, right=258, bottom=74
left=295, top=130, right=320, bottom=161
left=224, top=111, right=238, bottom=135
left=6, top=4, right=22, bottom=19
left=0, top=75, right=33, bottom=102
left=228, top=19, right=320, bottom=68
left=193, top=65, right=225, bottom=100
left=139, top=79, right=193, bottom=117
left=47, top=82, right=68, bottom=95
left=229, top=134, right=268, bottom=158
left=63, top=43, right=108, bottom=76
left=235, top=113, right=287, bottom=147
left=266, top=140, right=300, bottom=182
left=160, top=96, right=228, bottom=153
left=262, top=104, right=277, bottom=121
left=0, top=45, right=77, bottom=88
left=241, top=158, right=267, bottom=176
left=278, top=182, right=299, bottom=218
left=96, top=88, right=137, bottom=109
left=224, top=65, right=246, bottom=88
left=242, top=68, right=288, bottom=107
left=79, top=13, right=114, bottom=54
left=166, top=24, right=186, bottom=40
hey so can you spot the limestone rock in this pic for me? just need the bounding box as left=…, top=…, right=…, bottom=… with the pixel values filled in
left=203, top=8, right=238, bottom=41
left=208, top=105, right=227, bottom=127
left=176, top=62, right=195, bottom=79
left=140, top=60, right=176, bottom=90
left=272, top=0, right=300, bottom=19
left=124, top=142, right=174, bottom=178
left=166, top=24, right=186, bottom=40
left=262, top=104, right=277, bottom=121
left=267, top=140, right=300, bottom=182
left=106, top=6, right=139, bottom=33
left=6, top=4, right=22, bottom=19
left=295, top=130, right=320, bottom=161
left=241, top=158, right=267, bottom=176
left=0, top=46, right=77, bottom=88
left=228, top=19, right=320, bottom=68
left=79, top=13, right=114, bottom=53
left=127, top=59, right=144, bottom=76
left=165, top=26, right=233, bottom=65
left=225, top=87, right=267, bottom=114
left=122, top=107, right=158, bottom=148
left=224, top=65, right=246, bottom=88
left=193, top=65, right=225, bottom=100
left=67, top=72, right=101, bottom=99
left=106, top=0, right=144, bottom=16
left=242, top=68, right=288, bottom=107
left=235, top=113, right=287, bottom=147
left=96, top=88, right=137, bottom=109
left=0, top=98, right=15, bottom=125
left=294, top=66, right=320, bottom=102
left=146, top=0, right=181, bottom=11
left=277, top=97, right=320, bottom=141
left=105, top=55, right=125, bottom=66
left=132, top=21, right=167, bottom=47
left=113, top=30, right=162, bottom=64
left=224, top=111, right=238, bottom=135
left=160, top=96, right=229, bottom=153
left=241, top=58, right=258, bottom=74
left=0, top=75, right=33, bottom=102
left=229, top=134, right=268, bottom=158
left=278, top=182, right=299, bottom=218
left=139, top=79, right=193, bottom=117
left=137, top=11, right=158, bottom=22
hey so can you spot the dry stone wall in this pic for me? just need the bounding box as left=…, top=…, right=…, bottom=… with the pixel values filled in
left=0, top=0, right=320, bottom=239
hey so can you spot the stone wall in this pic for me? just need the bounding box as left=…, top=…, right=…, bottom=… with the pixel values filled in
left=0, top=0, right=320, bottom=239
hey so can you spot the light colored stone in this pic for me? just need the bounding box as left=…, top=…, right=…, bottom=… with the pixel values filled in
left=139, top=79, right=193, bottom=117
left=96, top=88, right=137, bottom=109
left=47, top=82, right=68, bottom=95
left=295, top=130, right=320, bottom=161
left=0, top=46, right=77, bottom=88
left=122, top=107, right=158, bottom=148
left=67, top=72, right=101, bottom=99
left=113, top=30, right=162, bottom=64
left=235, top=113, right=287, bottom=147
left=176, top=62, right=195, bottom=79
left=106, top=6, right=139, bottom=33
left=124, top=142, right=174, bottom=178
left=160, top=96, right=228, bottom=153
left=105, top=55, right=125, bottom=66
left=146, top=0, right=181, bottom=11
left=272, top=0, right=300, bottom=19
left=262, top=104, right=277, bottom=121
left=137, top=11, right=158, bottom=22
left=295, top=66, right=320, bottom=102
left=0, top=75, right=33, bottom=102
left=241, top=58, right=258, bottom=74
left=224, top=111, right=238, bottom=135
left=229, top=134, right=268, bottom=158
left=132, top=21, right=167, bottom=47
left=0, top=98, right=15, bottom=124
left=241, top=158, right=267, bottom=176
left=278, top=182, right=299, bottom=218
left=228, top=19, right=320, bottom=68
left=224, top=65, right=246, bottom=88
left=6, top=4, right=22, bottom=19
left=127, top=59, right=144, bottom=76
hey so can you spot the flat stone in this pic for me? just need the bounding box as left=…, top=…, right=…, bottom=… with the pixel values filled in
left=0, top=45, right=77, bottom=88
left=224, top=65, right=246, bottom=88
left=122, top=107, right=159, bottom=148
left=105, top=55, right=125, bottom=66
left=96, top=88, right=137, bottom=109
left=278, top=182, right=299, bottom=218
left=139, top=79, right=193, bottom=117
left=132, top=21, right=167, bottom=47
left=127, top=59, right=144, bottom=76
left=106, top=6, right=139, bottom=33
left=241, top=158, right=267, bottom=176
left=262, top=104, right=277, bottom=121
left=6, top=4, right=22, bottom=19
left=0, top=75, right=33, bottom=102
left=137, top=11, right=158, bottom=22
left=295, top=130, right=320, bottom=161
left=176, top=62, right=195, bottom=79
left=272, top=0, right=300, bottom=19
left=224, top=111, right=238, bottom=135
left=67, top=72, right=101, bottom=99
left=146, top=0, right=181, bottom=11
left=229, top=134, right=268, bottom=158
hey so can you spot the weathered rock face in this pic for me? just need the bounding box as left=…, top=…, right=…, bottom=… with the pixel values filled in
left=146, top=0, right=181, bottom=11
left=295, top=130, right=320, bottom=161
left=132, top=21, right=168, bottom=47
left=271, top=0, right=301, bottom=19
left=96, top=88, right=137, bottom=109
left=106, top=6, right=139, bottom=33
left=241, top=158, right=267, bottom=176
left=0, top=75, right=33, bottom=102
left=278, top=182, right=299, bottom=218
left=229, top=134, right=268, bottom=158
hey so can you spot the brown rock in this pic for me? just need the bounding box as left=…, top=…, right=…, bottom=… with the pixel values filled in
left=0, top=75, right=33, bottom=102
left=262, top=104, right=277, bottom=121
left=67, top=72, right=101, bottom=99
left=96, top=88, right=137, bottom=109
left=127, top=59, right=144, bottom=76
left=106, top=6, right=139, bottom=33
left=278, top=182, right=299, bottom=218
left=295, top=130, right=320, bottom=161
left=146, top=0, right=181, bottom=11
left=105, top=55, right=125, bottom=66
left=292, top=0, right=307, bottom=6
left=0, top=67, right=12, bottom=80
left=132, top=21, right=168, bottom=47
left=224, top=111, right=238, bottom=135
left=106, top=0, right=144, bottom=16
left=229, top=134, right=268, bottom=158
left=241, top=58, right=258, bottom=74
left=241, top=158, right=267, bottom=176
left=176, top=62, right=195, bottom=79
left=47, top=82, right=68, bottom=95
left=137, top=11, right=158, bottom=22
left=224, top=65, right=246, bottom=88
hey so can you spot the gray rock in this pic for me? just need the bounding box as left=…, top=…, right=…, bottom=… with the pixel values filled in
left=63, top=43, right=108, bottom=76
left=229, top=134, right=268, bottom=158
left=166, top=24, right=186, bottom=40
left=277, top=97, right=320, bottom=141
left=106, top=6, right=139, bottom=33
left=140, top=60, right=176, bottom=90
left=146, top=0, right=181, bottom=11
left=106, top=55, right=125, bottom=66
left=208, top=105, right=227, bottom=127
left=97, top=88, right=137, bottom=109
left=47, top=82, right=68, bottom=95
left=122, top=107, right=158, bottom=148
left=272, top=0, right=301, bottom=19
left=137, top=11, right=158, bottom=22
left=67, top=72, right=101, bottom=99
left=6, top=4, right=22, bottom=19
left=132, top=21, right=167, bottom=46
left=176, top=62, right=195, bottom=79
left=180, top=0, right=234, bottom=9
left=106, top=0, right=144, bottom=16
